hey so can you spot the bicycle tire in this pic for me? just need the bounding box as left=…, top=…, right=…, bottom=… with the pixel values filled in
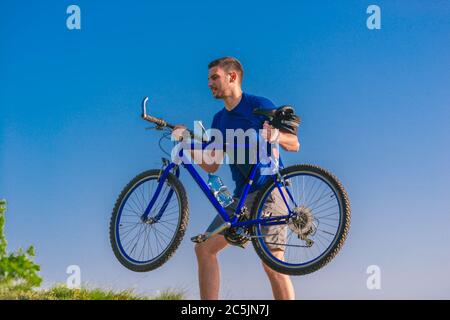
left=109, top=169, right=189, bottom=272
left=250, top=164, right=350, bottom=276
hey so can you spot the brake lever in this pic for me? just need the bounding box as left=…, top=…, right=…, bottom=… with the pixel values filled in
left=145, top=125, right=170, bottom=131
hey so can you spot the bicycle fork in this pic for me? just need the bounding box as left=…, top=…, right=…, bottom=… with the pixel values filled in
left=141, top=158, right=179, bottom=224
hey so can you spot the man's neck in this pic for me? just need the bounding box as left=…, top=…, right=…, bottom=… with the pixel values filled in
left=223, top=88, right=243, bottom=111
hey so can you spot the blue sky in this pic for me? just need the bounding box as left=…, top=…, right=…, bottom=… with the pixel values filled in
left=1, top=0, right=449, bottom=299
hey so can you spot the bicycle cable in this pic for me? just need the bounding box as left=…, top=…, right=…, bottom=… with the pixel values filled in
left=159, top=130, right=173, bottom=158
left=146, top=125, right=173, bottom=158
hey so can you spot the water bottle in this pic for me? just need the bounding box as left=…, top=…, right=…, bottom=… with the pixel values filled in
left=207, top=173, right=234, bottom=208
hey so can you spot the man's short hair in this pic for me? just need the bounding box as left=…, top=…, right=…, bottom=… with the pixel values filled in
left=208, top=57, right=244, bottom=83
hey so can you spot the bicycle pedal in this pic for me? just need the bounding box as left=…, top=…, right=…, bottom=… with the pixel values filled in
left=236, top=242, right=249, bottom=249
left=191, top=234, right=208, bottom=243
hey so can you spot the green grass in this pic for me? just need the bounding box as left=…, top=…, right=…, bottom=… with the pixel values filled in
left=0, top=284, right=185, bottom=300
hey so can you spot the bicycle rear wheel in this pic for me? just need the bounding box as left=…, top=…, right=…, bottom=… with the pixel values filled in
left=109, top=169, right=188, bottom=272
left=251, top=164, right=350, bottom=276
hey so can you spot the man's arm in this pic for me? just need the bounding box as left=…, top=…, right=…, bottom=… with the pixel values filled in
left=190, top=147, right=223, bottom=173
left=172, top=125, right=224, bottom=173
left=278, top=131, right=300, bottom=152
left=262, top=121, right=300, bottom=152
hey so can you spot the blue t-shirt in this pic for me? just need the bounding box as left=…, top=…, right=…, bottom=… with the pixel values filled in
left=210, top=92, right=276, bottom=197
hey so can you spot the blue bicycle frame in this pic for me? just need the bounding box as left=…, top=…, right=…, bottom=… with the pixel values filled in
left=141, top=142, right=299, bottom=231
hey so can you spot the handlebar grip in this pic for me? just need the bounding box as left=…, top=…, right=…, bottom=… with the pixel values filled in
left=141, top=96, right=175, bottom=129
left=142, top=114, right=174, bottom=129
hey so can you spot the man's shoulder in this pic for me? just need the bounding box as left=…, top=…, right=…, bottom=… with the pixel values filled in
left=244, top=92, right=276, bottom=110
left=211, top=108, right=224, bottom=128
left=212, top=108, right=224, bottom=120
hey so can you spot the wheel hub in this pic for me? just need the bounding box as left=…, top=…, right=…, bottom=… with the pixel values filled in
left=141, top=216, right=156, bottom=225
left=289, top=205, right=316, bottom=238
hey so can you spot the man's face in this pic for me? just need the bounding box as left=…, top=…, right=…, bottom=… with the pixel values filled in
left=208, top=66, right=235, bottom=99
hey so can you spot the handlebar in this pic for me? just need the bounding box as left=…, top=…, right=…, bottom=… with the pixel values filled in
left=141, top=96, right=206, bottom=142
left=141, top=97, right=176, bottom=130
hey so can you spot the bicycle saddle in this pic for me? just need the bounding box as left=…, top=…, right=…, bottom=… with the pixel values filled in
left=253, top=105, right=301, bottom=135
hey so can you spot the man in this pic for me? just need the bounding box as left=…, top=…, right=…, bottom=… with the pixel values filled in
left=172, top=57, right=299, bottom=300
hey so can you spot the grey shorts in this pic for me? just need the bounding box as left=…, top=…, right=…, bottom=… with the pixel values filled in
left=205, top=190, right=288, bottom=251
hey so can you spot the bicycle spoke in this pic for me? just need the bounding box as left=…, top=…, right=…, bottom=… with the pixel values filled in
left=133, top=188, right=143, bottom=213
left=318, top=229, right=336, bottom=237
left=147, top=225, right=154, bottom=259
left=120, top=224, right=141, bottom=240
left=314, top=204, right=338, bottom=215
left=124, top=223, right=145, bottom=256
left=139, top=184, right=147, bottom=212
left=311, top=196, right=337, bottom=212
left=153, top=224, right=172, bottom=242
left=311, top=179, right=320, bottom=206
left=128, top=195, right=143, bottom=215
left=315, top=212, right=339, bottom=219
left=157, top=220, right=177, bottom=233
left=158, top=219, right=177, bottom=227
left=153, top=226, right=169, bottom=252
left=124, top=208, right=142, bottom=216
left=307, top=187, right=330, bottom=209
left=139, top=226, right=151, bottom=260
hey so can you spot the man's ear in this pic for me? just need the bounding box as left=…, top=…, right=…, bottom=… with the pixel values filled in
left=229, top=71, right=237, bottom=83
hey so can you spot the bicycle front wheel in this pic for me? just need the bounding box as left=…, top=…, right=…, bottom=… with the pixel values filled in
left=109, top=169, right=188, bottom=272
left=251, top=164, right=351, bottom=276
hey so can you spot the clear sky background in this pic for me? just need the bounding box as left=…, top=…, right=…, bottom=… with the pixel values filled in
left=1, top=0, right=449, bottom=299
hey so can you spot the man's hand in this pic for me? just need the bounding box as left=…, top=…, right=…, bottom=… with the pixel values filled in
left=262, top=121, right=300, bottom=152
left=172, top=125, right=188, bottom=141
left=171, top=124, right=223, bottom=173
left=261, top=121, right=280, bottom=143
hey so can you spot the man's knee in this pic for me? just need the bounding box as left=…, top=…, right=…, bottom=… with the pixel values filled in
left=194, top=237, right=225, bottom=257
left=195, top=242, right=212, bottom=257
left=262, top=261, right=277, bottom=276
left=262, top=262, right=289, bottom=281
left=261, top=250, right=286, bottom=277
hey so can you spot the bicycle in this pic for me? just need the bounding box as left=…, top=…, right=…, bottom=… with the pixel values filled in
left=109, top=97, right=351, bottom=275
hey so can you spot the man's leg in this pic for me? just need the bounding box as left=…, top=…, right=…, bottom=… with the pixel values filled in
left=261, top=249, right=295, bottom=300
left=195, top=234, right=229, bottom=300
left=258, top=188, right=295, bottom=299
